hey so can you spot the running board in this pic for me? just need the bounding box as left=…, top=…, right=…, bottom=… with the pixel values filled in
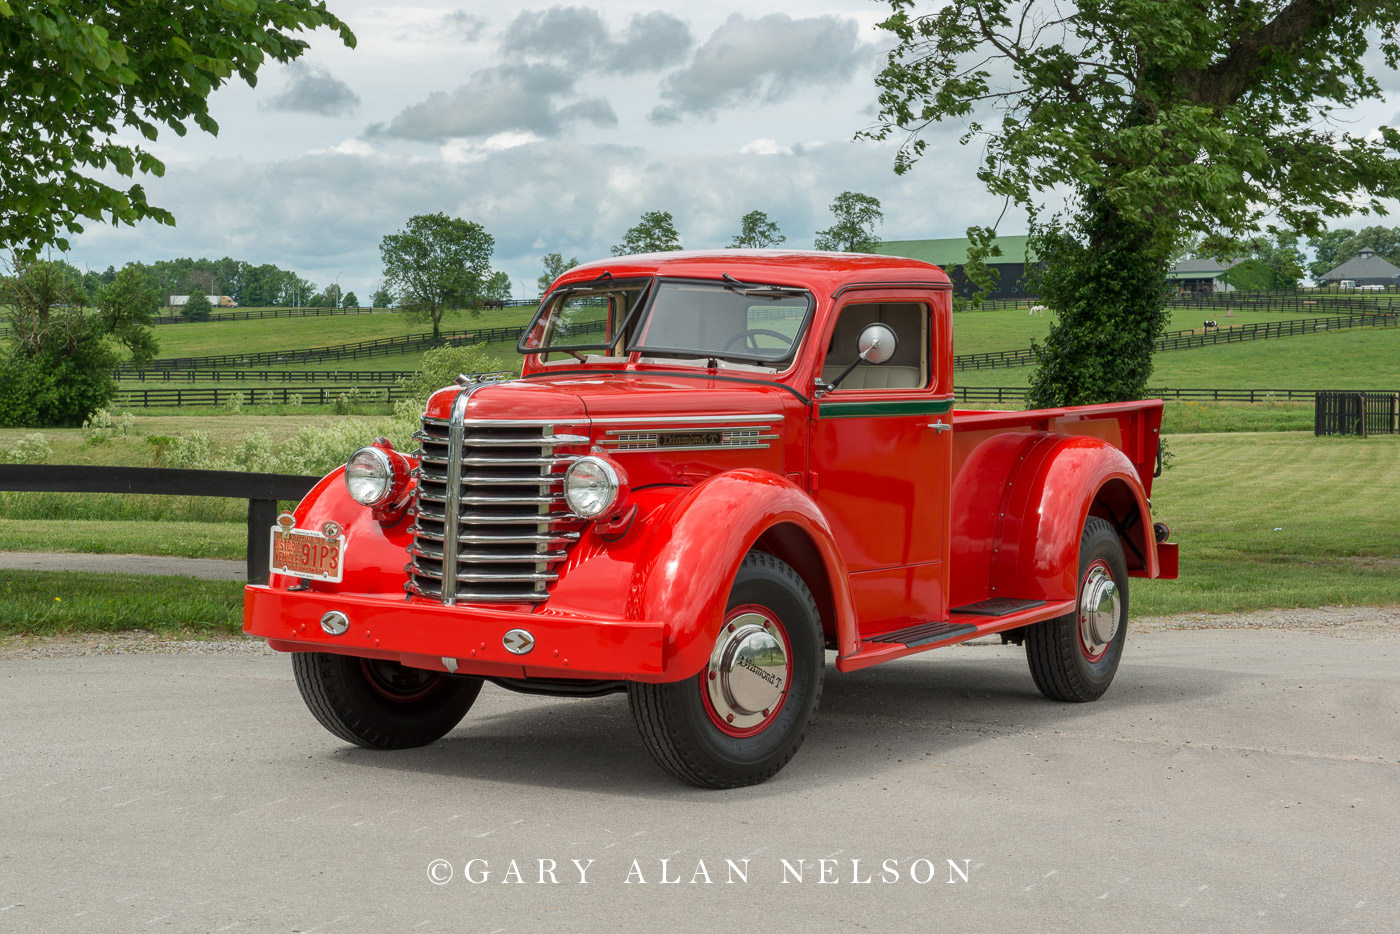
left=837, top=598, right=1075, bottom=673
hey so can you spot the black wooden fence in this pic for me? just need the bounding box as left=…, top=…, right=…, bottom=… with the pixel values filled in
left=0, top=465, right=321, bottom=583
left=117, top=318, right=605, bottom=372
left=1314, top=391, right=1400, bottom=437
left=955, top=386, right=1398, bottom=405
left=953, top=313, right=1397, bottom=370
left=119, top=369, right=418, bottom=385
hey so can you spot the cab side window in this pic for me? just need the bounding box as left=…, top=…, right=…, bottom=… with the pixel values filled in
left=822, top=302, right=930, bottom=391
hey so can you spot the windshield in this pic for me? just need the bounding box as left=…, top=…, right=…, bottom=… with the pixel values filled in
left=629, top=280, right=812, bottom=366
left=518, top=278, right=649, bottom=359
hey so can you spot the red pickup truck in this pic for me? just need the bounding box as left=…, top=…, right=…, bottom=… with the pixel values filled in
left=244, top=251, right=1178, bottom=788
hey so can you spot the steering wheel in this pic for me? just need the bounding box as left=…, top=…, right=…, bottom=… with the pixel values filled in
left=721, top=328, right=790, bottom=354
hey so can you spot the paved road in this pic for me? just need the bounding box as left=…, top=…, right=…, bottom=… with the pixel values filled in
left=0, top=551, right=245, bottom=580
left=2, top=626, right=1397, bottom=933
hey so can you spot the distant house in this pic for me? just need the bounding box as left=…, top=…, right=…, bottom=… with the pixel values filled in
left=1167, top=257, right=1243, bottom=295
left=1319, top=248, right=1400, bottom=287
left=168, top=294, right=237, bottom=308
left=870, top=235, right=1036, bottom=299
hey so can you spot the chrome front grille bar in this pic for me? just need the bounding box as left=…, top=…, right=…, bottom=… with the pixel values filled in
left=408, top=383, right=587, bottom=605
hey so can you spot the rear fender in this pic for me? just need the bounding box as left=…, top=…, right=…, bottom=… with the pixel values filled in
left=995, top=434, right=1157, bottom=601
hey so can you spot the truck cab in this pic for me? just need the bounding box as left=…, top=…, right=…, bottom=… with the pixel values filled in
left=245, top=251, right=1178, bottom=787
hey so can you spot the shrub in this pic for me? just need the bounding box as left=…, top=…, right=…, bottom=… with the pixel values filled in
left=1, top=433, right=54, bottom=464
left=81, top=407, right=114, bottom=440
left=160, top=431, right=224, bottom=470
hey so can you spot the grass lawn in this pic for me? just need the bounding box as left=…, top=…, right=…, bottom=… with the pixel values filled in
left=147, top=307, right=536, bottom=358
left=952, top=305, right=1355, bottom=354
left=1132, top=433, right=1400, bottom=616
left=955, top=325, right=1400, bottom=389
left=0, top=570, right=244, bottom=636
left=0, top=519, right=244, bottom=559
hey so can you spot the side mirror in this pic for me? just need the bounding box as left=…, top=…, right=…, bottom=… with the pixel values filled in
left=822, top=323, right=899, bottom=393
left=856, top=323, right=898, bottom=364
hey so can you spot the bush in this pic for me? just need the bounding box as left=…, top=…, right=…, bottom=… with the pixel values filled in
left=182, top=289, right=213, bottom=321
left=1, top=433, right=54, bottom=464
left=398, top=342, right=513, bottom=406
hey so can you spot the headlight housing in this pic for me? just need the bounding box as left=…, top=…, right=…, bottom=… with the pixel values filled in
left=564, top=455, right=624, bottom=519
left=345, top=446, right=396, bottom=507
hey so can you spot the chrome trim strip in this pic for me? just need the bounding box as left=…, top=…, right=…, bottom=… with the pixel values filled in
left=601, top=442, right=774, bottom=453
left=590, top=414, right=782, bottom=424
left=460, top=434, right=589, bottom=447
left=601, top=427, right=777, bottom=436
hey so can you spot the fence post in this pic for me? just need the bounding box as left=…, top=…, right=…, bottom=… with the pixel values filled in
left=247, top=498, right=277, bottom=585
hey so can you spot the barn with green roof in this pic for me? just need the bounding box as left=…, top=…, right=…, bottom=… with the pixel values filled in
left=870, top=235, right=1035, bottom=299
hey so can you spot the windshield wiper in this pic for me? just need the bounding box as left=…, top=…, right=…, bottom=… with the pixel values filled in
left=721, top=273, right=805, bottom=299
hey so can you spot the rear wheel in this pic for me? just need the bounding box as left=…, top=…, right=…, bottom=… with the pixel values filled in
left=628, top=551, right=824, bottom=788
left=292, top=653, right=482, bottom=749
left=1025, top=517, right=1128, bottom=702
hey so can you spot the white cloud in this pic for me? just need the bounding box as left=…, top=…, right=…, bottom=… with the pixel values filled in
left=369, top=63, right=617, bottom=141
left=262, top=62, right=360, bottom=117
left=650, top=13, right=874, bottom=123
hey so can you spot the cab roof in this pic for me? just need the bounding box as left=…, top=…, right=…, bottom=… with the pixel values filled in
left=554, top=249, right=950, bottom=296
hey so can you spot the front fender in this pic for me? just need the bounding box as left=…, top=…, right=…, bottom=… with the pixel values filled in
left=614, top=470, right=854, bottom=681
left=262, top=466, right=414, bottom=597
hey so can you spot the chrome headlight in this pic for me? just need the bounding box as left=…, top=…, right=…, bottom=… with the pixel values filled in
left=564, top=456, right=620, bottom=519
left=345, top=447, right=395, bottom=506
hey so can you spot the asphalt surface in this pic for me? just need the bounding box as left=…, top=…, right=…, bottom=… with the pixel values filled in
left=2, top=626, right=1397, bottom=933
left=0, top=551, right=246, bottom=580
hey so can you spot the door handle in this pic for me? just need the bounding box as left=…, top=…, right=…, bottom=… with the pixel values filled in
left=926, top=420, right=951, bottom=433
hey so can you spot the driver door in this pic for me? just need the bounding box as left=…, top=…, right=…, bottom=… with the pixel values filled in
left=810, top=294, right=953, bottom=633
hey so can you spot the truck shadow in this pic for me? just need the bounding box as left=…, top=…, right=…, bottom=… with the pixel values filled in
left=327, top=646, right=1232, bottom=798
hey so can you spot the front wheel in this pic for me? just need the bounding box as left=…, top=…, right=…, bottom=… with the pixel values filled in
left=628, top=551, right=825, bottom=788
left=1024, top=516, right=1129, bottom=702
left=292, top=653, right=483, bottom=749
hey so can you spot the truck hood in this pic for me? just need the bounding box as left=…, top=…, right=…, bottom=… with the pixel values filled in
left=425, top=372, right=800, bottom=423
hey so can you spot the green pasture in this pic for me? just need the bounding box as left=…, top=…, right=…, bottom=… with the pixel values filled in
left=955, top=325, right=1400, bottom=389
left=1133, top=433, right=1400, bottom=616
left=144, top=306, right=536, bottom=358
left=952, top=304, right=1357, bottom=355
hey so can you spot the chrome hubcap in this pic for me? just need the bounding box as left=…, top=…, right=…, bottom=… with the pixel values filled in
left=706, top=612, right=789, bottom=731
left=1079, top=565, right=1120, bottom=659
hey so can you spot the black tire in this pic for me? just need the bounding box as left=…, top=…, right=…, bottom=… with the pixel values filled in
left=292, top=652, right=482, bottom=750
left=1025, top=516, right=1128, bottom=702
left=628, top=551, right=825, bottom=788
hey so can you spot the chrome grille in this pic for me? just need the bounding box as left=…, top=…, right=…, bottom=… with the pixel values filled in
left=408, top=410, right=586, bottom=604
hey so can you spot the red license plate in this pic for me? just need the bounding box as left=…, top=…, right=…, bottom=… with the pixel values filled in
left=270, top=526, right=344, bottom=582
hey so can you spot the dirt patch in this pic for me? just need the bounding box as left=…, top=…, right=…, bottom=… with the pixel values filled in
left=0, top=630, right=275, bottom=660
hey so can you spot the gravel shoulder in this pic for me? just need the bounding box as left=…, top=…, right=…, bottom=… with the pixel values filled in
left=3, top=604, right=1397, bottom=660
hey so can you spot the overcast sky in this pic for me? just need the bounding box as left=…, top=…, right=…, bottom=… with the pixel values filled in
left=63, top=0, right=1400, bottom=299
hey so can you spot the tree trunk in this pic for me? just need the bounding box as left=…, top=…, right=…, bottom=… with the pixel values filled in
left=1027, top=192, right=1172, bottom=407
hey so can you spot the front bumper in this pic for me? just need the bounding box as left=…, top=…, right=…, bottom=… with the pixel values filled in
left=243, top=585, right=666, bottom=681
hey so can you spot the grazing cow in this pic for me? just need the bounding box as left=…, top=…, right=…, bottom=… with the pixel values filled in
left=1203, top=319, right=1219, bottom=331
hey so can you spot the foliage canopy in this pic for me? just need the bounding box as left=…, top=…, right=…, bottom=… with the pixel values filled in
left=866, top=0, right=1400, bottom=404
left=611, top=211, right=682, bottom=256
left=730, top=210, right=786, bottom=249
left=814, top=192, right=883, bottom=253
left=0, top=1, right=354, bottom=258
left=380, top=213, right=495, bottom=340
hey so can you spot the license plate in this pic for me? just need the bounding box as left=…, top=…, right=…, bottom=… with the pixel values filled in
left=270, top=514, right=344, bottom=582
